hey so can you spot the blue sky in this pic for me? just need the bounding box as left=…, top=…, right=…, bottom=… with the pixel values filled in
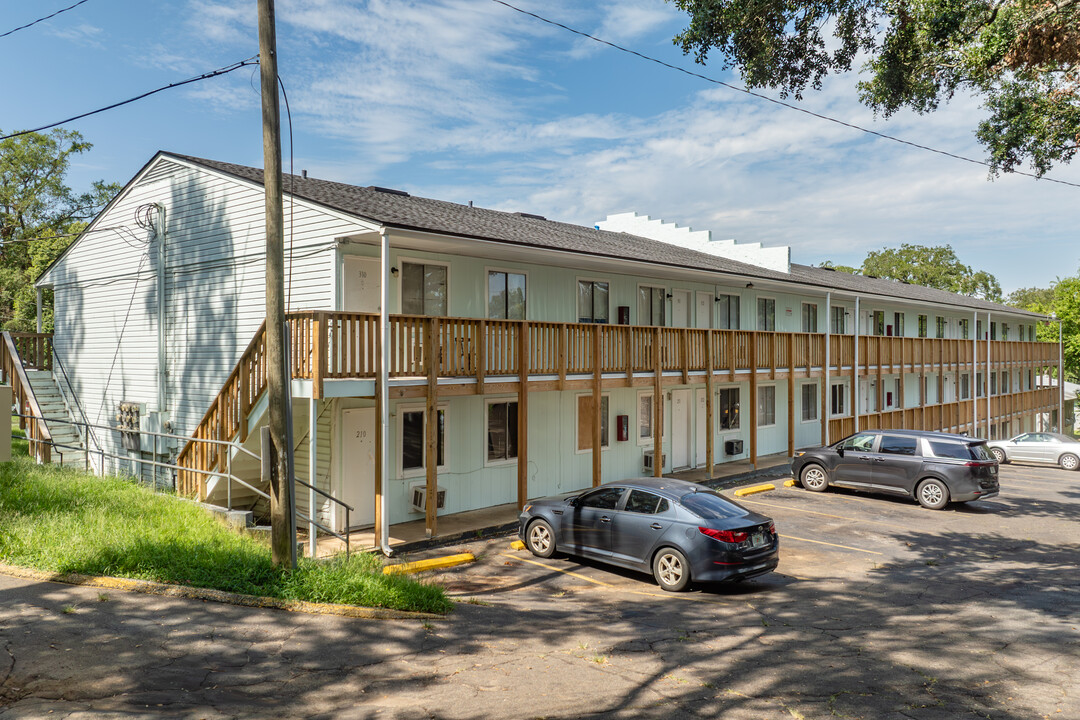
left=3, top=0, right=1078, bottom=294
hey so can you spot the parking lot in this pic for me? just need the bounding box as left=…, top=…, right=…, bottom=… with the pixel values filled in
left=1, top=462, right=1077, bottom=719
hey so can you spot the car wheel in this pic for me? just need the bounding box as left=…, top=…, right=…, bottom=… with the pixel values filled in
left=916, top=478, right=950, bottom=510
left=653, top=548, right=691, bottom=592
left=800, top=464, right=829, bottom=492
left=1060, top=453, right=1080, bottom=471
left=990, top=447, right=1007, bottom=464
left=526, top=519, right=557, bottom=558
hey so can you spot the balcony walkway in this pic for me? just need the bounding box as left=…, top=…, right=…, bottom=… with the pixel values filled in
left=314, top=451, right=796, bottom=557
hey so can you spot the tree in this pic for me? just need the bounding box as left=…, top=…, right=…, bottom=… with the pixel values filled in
left=0, top=129, right=118, bottom=331
left=819, top=243, right=1002, bottom=300
left=672, top=0, right=1080, bottom=176
left=1007, top=272, right=1080, bottom=382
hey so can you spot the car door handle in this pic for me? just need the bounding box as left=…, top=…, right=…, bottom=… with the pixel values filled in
left=600, top=516, right=611, bottom=523
left=859, top=456, right=872, bottom=461
left=874, top=457, right=886, bottom=462
left=650, top=523, right=663, bottom=530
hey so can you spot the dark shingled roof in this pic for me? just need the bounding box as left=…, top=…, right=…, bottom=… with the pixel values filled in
left=170, top=153, right=1043, bottom=319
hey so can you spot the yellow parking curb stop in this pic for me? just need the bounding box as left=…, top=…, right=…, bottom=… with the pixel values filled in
left=383, top=553, right=475, bottom=575
left=734, top=483, right=776, bottom=497
left=510, top=540, right=526, bottom=550
left=783, top=479, right=796, bottom=487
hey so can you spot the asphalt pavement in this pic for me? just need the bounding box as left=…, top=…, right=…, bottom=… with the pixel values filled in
left=2, top=463, right=1078, bottom=719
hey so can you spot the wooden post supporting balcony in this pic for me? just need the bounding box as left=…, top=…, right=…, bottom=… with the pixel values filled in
left=653, top=326, right=662, bottom=478
left=425, top=317, right=439, bottom=537
left=374, top=329, right=384, bottom=548
left=477, top=320, right=487, bottom=391
left=592, top=324, right=602, bottom=487
left=312, top=312, right=326, bottom=400
left=517, top=320, right=529, bottom=510
left=749, top=331, right=758, bottom=469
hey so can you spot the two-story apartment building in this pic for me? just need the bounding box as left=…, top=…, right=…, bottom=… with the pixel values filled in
left=35, top=153, right=1057, bottom=549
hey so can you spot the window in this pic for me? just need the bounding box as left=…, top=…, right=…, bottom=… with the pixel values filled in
left=487, top=271, right=526, bottom=320
left=990, top=372, right=998, bottom=394
left=936, top=317, right=947, bottom=339
left=757, top=298, right=775, bottom=331
left=990, top=322, right=997, bottom=340
left=717, top=388, right=740, bottom=430
left=802, top=303, right=818, bottom=333
left=401, top=262, right=447, bottom=316
left=1002, top=323, right=1009, bottom=340
left=577, top=394, right=610, bottom=451
left=840, top=433, right=875, bottom=452
left=638, top=286, right=666, bottom=326
left=892, top=377, right=902, bottom=408
left=831, top=306, right=846, bottom=334
left=681, top=491, right=747, bottom=520
left=577, top=280, right=609, bottom=323
left=831, top=383, right=846, bottom=416
left=716, top=294, right=740, bottom=329
left=879, top=435, right=918, bottom=456
left=486, top=400, right=518, bottom=462
left=801, top=383, right=818, bottom=421
left=1001, top=371, right=1010, bottom=393
left=977, top=372, right=985, bottom=398
left=624, top=490, right=669, bottom=514
left=1028, top=326, right=1035, bottom=341
left=580, top=486, right=624, bottom=510
left=918, top=315, right=928, bottom=338
left=978, top=319, right=984, bottom=339
left=1027, top=369, right=1033, bottom=390
left=401, top=407, right=445, bottom=473
left=960, top=373, right=971, bottom=400
left=873, top=310, right=885, bottom=336
left=893, top=312, right=905, bottom=337
left=757, top=386, right=776, bottom=426
left=960, top=318, right=970, bottom=339
left=638, top=392, right=654, bottom=444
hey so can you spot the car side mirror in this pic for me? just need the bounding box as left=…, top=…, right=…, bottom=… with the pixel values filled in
left=568, top=497, right=580, bottom=507
left=836, top=447, right=845, bottom=458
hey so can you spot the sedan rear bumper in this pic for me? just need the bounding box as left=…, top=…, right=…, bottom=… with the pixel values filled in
left=692, top=551, right=779, bottom=583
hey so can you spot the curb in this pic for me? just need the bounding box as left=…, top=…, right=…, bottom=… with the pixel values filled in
left=392, top=521, right=519, bottom=555
left=734, top=483, right=776, bottom=497
left=383, top=553, right=475, bottom=575
left=0, top=563, right=442, bottom=620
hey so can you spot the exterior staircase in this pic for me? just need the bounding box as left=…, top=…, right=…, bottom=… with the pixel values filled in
left=24, top=368, right=87, bottom=469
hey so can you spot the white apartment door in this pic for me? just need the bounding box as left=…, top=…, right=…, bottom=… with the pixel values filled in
left=342, top=256, right=381, bottom=312
left=341, top=408, right=376, bottom=529
left=671, top=389, right=692, bottom=470
left=695, top=388, right=707, bottom=468
left=672, top=290, right=691, bottom=328
left=695, top=292, right=712, bottom=329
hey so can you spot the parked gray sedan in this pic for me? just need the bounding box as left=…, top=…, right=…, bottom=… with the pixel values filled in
left=518, top=477, right=778, bottom=591
left=987, top=433, right=1080, bottom=470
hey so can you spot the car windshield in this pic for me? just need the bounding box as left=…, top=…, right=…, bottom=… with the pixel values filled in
left=679, top=491, right=748, bottom=520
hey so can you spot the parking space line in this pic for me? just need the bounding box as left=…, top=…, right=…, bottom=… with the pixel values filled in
left=500, top=553, right=614, bottom=587
left=737, top=498, right=911, bottom=531
left=779, top=534, right=883, bottom=555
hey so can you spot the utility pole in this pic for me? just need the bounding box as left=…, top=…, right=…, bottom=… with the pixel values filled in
left=258, top=0, right=294, bottom=568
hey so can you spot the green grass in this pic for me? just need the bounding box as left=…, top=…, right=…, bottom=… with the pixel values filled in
left=0, top=451, right=452, bottom=614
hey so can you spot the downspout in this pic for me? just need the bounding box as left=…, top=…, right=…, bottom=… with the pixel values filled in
left=824, top=292, right=831, bottom=444
left=379, top=230, right=391, bottom=556
left=156, top=203, right=167, bottom=412
left=854, top=296, right=860, bottom=432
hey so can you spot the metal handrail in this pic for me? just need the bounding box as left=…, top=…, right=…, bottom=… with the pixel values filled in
left=293, top=475, right=353, bottom=558
left=50, top=346, right=103, bottom=468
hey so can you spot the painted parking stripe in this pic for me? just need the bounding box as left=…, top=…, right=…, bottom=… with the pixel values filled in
left=738, top=498, right=911, bottom=531
left=779, top=534, right=883, bottom=555
left=501, top=553, right=614, bottom=587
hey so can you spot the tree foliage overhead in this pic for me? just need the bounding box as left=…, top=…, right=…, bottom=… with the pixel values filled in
left=671, top=0, right=1080, bottom=176
left=1007, top=271, right=1080, bottom=382
left=0, top=129, right=119, bottom=331
left=819, top=243, right=1003, bottom=300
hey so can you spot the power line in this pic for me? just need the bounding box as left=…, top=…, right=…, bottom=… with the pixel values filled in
left=491, top=0, right=1080, bottom=190
left=0, top=56, right=260, bottom=141
left=0, top=0, right=92, bottom=40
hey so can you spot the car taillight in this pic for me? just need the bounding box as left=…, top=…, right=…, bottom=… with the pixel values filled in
left=699, top=527, right=749, bottom=543
left=767, top=523, right=776, bottom=535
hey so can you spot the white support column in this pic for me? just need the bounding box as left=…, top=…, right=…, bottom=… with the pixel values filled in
left=308, top=395, right=317, bottom=559
left=824, top=292, right=831, bottom=444
left=986, top=312, right=992, bottom=438
left=35, top=287, right=43, bottom=334
left=379, top=230, right=392, bottom=555
left=972, top=311, right=978, bottom=434
left=854, top=296, right=860, bottom=432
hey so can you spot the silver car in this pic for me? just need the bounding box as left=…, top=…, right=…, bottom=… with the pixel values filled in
left=987, top=433, right=1080, bottom=471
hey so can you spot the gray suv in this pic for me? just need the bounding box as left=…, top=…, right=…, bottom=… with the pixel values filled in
left=791, top=430, right=999, bottom=510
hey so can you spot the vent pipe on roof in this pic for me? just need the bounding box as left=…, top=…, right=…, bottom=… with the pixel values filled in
left=301, top=169, right=308, bottom=179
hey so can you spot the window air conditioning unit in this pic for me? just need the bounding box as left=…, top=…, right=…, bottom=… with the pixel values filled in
left=725, top=439, right=744, bottom=456
left=410, top=483, right=447, bottom=513
left=643, top=450, right=666, bottom=473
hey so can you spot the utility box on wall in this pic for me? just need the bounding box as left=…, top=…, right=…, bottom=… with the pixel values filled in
left=616, top=415, right=629, bottom=442
left=0, top=385, right=10, bottom=462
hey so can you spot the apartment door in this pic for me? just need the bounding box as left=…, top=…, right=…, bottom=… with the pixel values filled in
left=695, top=292, right=712, bottom=329
left=695, top=388, right=707, bottom=468
left=341, top=408, right=376, bottom=529
left=672, top=290, right=691, bottom=328
left=671, top=389, right=692, bottom=470
left=342, top=256, right=380, bottom=312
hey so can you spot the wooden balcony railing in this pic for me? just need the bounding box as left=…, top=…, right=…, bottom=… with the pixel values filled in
left=175, top=312, right=1061, bottom=499
left=1, top=331, right=53, bottom=463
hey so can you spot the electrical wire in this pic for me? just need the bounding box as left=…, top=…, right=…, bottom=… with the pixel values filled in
left=0, top=56, right=260, bottom=141
left=490, top=0, right=1080, bottom=190
left=277, top=74, right=296, bottom=312
left=95, top=253, right=150, bottom=421
left=0, top=0, right=92, bottom=40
